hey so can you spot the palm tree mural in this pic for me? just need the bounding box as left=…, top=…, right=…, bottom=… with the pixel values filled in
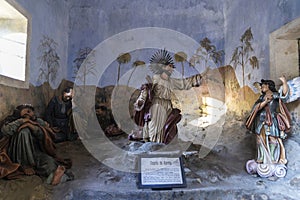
left=189, top=37, right=224, bottom=68
left=38, top=35, right=60, bottom=85
left=127, top=60, right=145, bottom=87
left=38, top=35, right=60, bottom=102
left=174, top=51, right=187, bottom=79
left=73, top=47, right=96, bottom=90
left=116, top=52, right=131, bottom=85
left=230, top=27, right=259, bottom=93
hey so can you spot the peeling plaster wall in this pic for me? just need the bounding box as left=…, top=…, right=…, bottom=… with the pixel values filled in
left=0, top=0, right=69, bottom=89
left=67, top=0, right=225, bottom=84
left=67, top=0, right=300, bottom=117
left=224, top=0, right=300, bottom=90
left=14, top=0, right=69, bottom=88
left=2, top=0, right=300, bottom=121
left=0, top=0, right=69, bottom=120
left=223, top=0, right=300, bottom=119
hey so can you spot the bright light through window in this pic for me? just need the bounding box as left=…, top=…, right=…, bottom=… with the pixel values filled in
left=0, top=0, right=29, bottom=88
left=0, top=33, right=27, bottom=81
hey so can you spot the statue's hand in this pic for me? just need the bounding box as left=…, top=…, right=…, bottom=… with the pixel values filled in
left=18, top=122, right=39, bottom=133
left=134, top=100, right=145, bottom=111
left=264, top=91, right=273, bottom=103
left=137, top=100, right=144, bottom=107
left=279, top=75, right=287, bottom=84
left=22, top=117, right=30, bottom=123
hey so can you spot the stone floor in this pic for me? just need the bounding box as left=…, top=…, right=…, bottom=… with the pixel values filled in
left=1, top=119, right=300, bottom=200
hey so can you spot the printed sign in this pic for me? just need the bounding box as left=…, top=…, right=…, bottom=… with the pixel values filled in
left=137, top=155, right=186, bottom=189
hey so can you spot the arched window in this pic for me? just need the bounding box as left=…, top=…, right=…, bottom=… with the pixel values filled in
left=0, top=0, right=30, bottom=88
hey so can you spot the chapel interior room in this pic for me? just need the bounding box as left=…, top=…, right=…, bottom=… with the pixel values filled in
left=0, top=0, right=300, bottom=199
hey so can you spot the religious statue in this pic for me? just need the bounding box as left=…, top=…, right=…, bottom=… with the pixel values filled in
left=45, top=87, right=78, bottom=142
left=245, top=76, right=291, bottom=178
left=129, top=49, right=205, bottom=144
left=0, top=104, right=73, bottom=185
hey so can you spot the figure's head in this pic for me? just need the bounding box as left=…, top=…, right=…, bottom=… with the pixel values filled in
left=260, top=79, right=277, bottom=93
left=62, top=87, right=74, bottom=102
left=161, top=64, right=175, bottom=77
left=17, top=104, right=37, bottom=121
left=149, top=49, right=175, bottom=76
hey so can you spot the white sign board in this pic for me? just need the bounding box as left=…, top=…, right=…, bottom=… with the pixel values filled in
left=137, top=155, right=186, bottom=189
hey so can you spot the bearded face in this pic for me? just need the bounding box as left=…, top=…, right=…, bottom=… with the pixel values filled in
left=162, top=64, right=174, bottom=77
left=62, top=89, right=73, bottom=102
left=20, top=108, right=37, bottom=121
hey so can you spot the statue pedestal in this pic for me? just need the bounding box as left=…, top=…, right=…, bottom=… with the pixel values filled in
left=246, top=159, right=287, bottom=178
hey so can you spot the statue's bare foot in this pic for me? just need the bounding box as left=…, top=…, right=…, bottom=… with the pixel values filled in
left=279, top=158, right=287, bottom=165
left=256, top=159, right=263, bottom=164
left=22, top=167, right=35, bottom=175
left=128, top=131, right=143, bottom=141
left=51, top=165, right=66, bottom=185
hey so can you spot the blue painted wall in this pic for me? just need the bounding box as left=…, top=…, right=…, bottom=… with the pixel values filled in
left=67, top=0, right=300, bottom=87
left=14, top=0, right=69, bottom=88
left=9, top=0, right=300, bottom=88
left=224, top=0, right=300, bottom=87
left=67, top=0, right=225, bottom=86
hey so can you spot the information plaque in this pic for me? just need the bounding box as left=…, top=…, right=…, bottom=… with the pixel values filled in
left=137, top=155, right=186, bottom=189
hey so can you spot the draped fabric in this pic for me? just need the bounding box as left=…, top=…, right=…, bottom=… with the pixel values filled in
left=245, top=93, right=291, bottom=137
left=245, top=91, right=291, bottom=164
left=0, top=118, right=70, bottom=179
left=45, top=96, right=75, bottom=142
left=134, top=74, right=201, bottom=143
